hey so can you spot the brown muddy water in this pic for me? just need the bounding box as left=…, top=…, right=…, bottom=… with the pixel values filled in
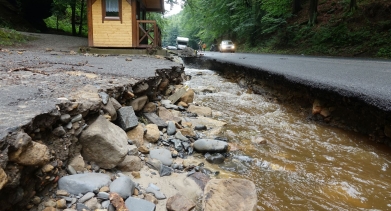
left=184, top=68, right=391, bottom=211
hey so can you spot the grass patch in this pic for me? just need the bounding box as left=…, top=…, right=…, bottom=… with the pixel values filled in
left=0, top=28, right=34, bottom=46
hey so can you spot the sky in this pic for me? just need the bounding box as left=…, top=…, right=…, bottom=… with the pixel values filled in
left=164, top=2, right=183, bottom=16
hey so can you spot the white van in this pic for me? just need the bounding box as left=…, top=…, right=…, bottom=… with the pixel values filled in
left=176, top=37, right=189, bottom=50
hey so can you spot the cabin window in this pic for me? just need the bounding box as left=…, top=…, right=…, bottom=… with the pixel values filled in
left=102, top=0, right=122, bottom=22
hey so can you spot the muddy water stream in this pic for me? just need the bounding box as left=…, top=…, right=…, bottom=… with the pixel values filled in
left=184, top=68, right=391, bottom=210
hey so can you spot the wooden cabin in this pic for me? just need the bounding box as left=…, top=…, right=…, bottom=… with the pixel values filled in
left=87, top=0, right=164, bottom=48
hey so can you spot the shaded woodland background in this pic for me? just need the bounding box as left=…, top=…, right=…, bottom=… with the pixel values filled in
left=0, top=0, right=390, bottom=58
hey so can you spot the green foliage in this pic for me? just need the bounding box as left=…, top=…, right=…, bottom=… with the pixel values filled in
left=0, top=28, right=32, bottom=46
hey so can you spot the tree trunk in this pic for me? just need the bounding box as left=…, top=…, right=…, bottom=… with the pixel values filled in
left=70, top=0, right=77, bottom=35
left=308, top=0, right=318, bottom=26
left=349, top=0, right=357, bottom=11
left=292, top=0, right=301, bottom=14
left=56, top=15, right=59, bottom=30
left=78, top=0, right=85, bottom=36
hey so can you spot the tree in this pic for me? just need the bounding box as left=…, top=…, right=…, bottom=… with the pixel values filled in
left=308, top=0, right=318, bottom=26
left=292, top=0, right=301, bottom=14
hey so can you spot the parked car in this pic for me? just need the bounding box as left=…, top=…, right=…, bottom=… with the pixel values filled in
left=219, top=40, right=235, bottom=53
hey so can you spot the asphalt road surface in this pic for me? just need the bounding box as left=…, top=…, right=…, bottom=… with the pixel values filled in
left=202, top=52, right=391, bottom=111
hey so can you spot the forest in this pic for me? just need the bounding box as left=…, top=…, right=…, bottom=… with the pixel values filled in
left=0, top=0, right=390, bottom=58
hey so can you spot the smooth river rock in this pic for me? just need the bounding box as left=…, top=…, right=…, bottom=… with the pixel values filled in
left=193, top=139, right=229, bottom=153
left=149, top=148, right=173, bottom=166
left=125, top=197, right=155, bottom=211
left=202, top=178, right=257, bottom=211
left=109, top=176, right=136, bottom=199
left=79, top=115, right=128, bottom=169
left=58, top=173, right=111, bottom=195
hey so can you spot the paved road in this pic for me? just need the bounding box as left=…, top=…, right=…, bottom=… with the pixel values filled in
left=201, top=52, right=391, bottom=111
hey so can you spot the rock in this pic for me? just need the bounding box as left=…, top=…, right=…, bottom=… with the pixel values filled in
left=144, top=124, right=160, bottom=143
left=178, top=128, right=196, bottom=137
left=133, top=83, right=149, bottom=94
left=131, top=95, right=149, bottom=112
left=138, top=145, right=150, bottom=154
left=117, top=106, right=139, bottom=131
left=32, top=196, right=41, bottom=205
left=85, top=197, right=102, bottom=210
left=251, top=137, right=267, bottom=145
left=187, top=105, right=212, bottom=117
left=117, top=156, right=142, bottom=172
left=102, top=99, right=117, bottom=121
left=56, top=198, right=67, bottom=209
left=126, top=124, right=145, bottom=147
left=100, top=186, right=110, bottom=192
left=193, top=139, right=229, bottom=153
left=131, top=171, right=140, bottom=178
left=99, top=92, right=110, bottom=105
left=44, top=199, right=56, bottom=207
left=312, top=99, right=322, bottom=114
left=52, top=126, right=66, bottom=137
left=150, top=149, right=173, bottom=166
left=158, top=78, right=169, bottom=92
left=110, top=176, right=136, bottom=199
left=101, top=200, right=110, bottom=208
left=158, top=107, right=178, bottom=122
left=58, top=173, right=111, bottom=195
left=189, top=172, right=210, bottom=190
left=171, top=139, right=183, bottom=152
left=60, top=114, right=71, bottom=123
left=41, top=164, right=54, bottom=173
left=168, top=86, right=189, bottom=104
left=167, top=121, right=176, bottom=135
left=143, top=113, right=168, bottom=129
left=143, top=102, right=157, bottom=113
left=67, top=165, right=77, bottom=175
left=145, top=184, right=166, bottom=199
left=385, top=125, right=391, bottom=138
left=184, top=116, right=226, bottom=128
left=79, top=192, right=95, bottom=203
left=9, top=141, right=50, bottom=166
left=178, top=101, right=188, bottom=108
left=79, top=116, right=128, bottom=169
left=175, top=131, right=188, bottom=141
left=144, top=194, right=158, bottom=204
left=110, top=97, right=122, bottom=110
left=69, top=154, right=85, bottom=171
left=159, top=165, right=173, bottom=177
left=56, top=189, right=69, bottom=196
left=320, top=107, right=331, bottom=117
left=166, top=193, right=196, bottom=211
left=180, top=89, right=195, bottom=104
left=97, top=192, right=110, bottom=200
left=202, top=179, right=257, bottom=211
left=109, top=192, right=129, bottom=211
left=71, top=114, right=83, bottom=123
left=127, top=145, right=138, bottom=155
left=42, top=207, right=56, bottom=211
left=205, top=153, right=225, bottom=164
left=125, top=197, right=155, bottom=211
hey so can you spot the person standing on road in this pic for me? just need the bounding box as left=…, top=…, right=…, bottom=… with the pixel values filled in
left=198, top=40, right=202, bottom=52
left=202, top=43, right=206, bottom=52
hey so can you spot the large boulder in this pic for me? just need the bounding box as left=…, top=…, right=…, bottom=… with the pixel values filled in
left=202, top=178, right=257, bottom=211
left=79, top=116, right=128, bottom=169
left=58, top=173, right=111, bottom=195
left=193, top=139, right=229, bottom=153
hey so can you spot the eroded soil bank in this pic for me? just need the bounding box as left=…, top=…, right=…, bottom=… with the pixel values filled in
left=182, top=56, right=391, bottom=145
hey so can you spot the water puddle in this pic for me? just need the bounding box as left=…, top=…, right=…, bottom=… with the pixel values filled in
left=184, top=68, right=391, bottom=210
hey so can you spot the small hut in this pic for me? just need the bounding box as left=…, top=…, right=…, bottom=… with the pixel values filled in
left=87, top=0, right=164, bottom=48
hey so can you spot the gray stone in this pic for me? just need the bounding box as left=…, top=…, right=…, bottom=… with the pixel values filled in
left=117, top=155, right=142, bottom=172
left=194, top=125, right=207, bottom=130
left=110, top=97, right=122, bottom=110
left=193, top=139, right=229, bottom=153
left=125, top=197, right=155, bottom=211
left=79, top=116, right=128, bottom=169
left=117, top=106, right=139, bottom=131
left=101, top=200, right=110, bottom=208
left=71, top=114, right=83, bottom=123
left=150, top=148, right=173, bottom=166
left=205, top=153, right=225, bottom=164
left=79, top=192, right=94, bottom=203
left=159, top=165, right=173, bottom=177
left=170, top=139, right=183, bottom=152
left=76, top=203, right=91, bottom=211
left=102, top=100, right=117, bottom=121
left=53, top=126, right=66, bottom=137
left=84, top=197, right=102, bottom=210
left=142, top=113, right=167, bottom=129
left=130, top=95, right=148, bottom=112
left=58, top=173, right=111, bottom=195
left=146, top=185, right=166, bottom=199
left=97, top=192, right=110, bottom=200
left=67, top=165, right=77, bottom=175
left=167, top=121, right=176, bottom=135
left=127, top=145, right=138, bottom=156
left=175, top=131, right=188, bottom=141
left=60, top=114, right=71, bottom=123
left=109, top=176, right=136, bottom=199
left=99, top=92, right=110, bottom=105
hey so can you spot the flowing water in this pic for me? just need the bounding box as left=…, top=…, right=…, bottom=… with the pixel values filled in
left=184, top=68, right=391, bottom=211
